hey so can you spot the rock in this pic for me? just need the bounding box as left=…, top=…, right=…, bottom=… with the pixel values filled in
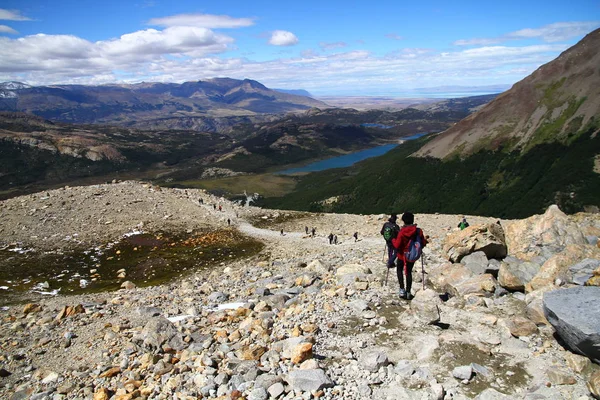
left=354, top=281, right=369, bottom=290
left=307, top=259, right=328, bottom=273
left=208, top=291, right=228, bottom=303
left=430, top=382, right=444, bottom=400
left=120, top=281, right=136, bottom=289
left=474, top=388, right=512, bottom=399
left=291, top=342, right=313, bottom=364
left=295, top=274, right=316, bottom=287
left=462, top=251, right=490, bottom=275
left=570, top=258, right=600, bottom=285
left=565, top=352, right=591, bottom=373
left=444, top=222, right=507, bottom=262
left=135, top=306, right=162, bottom=317
left=360, top=351, right=389, bottom=372
left=99, top=366, right=121, bottom=378
left=429, top=262, right=474, bottom=294
left=410, top=288, right=441, bottom=324
left=471, top=363, right=493, bottom=379
left=543, top=286, right=600, bottom=363
left=241, top=344, right=267, bottom=361
left=588, top=370, right=600, bottom=399
left=451, top=274, right=497, bottom=297
left=505, top=316, right=538, bottom=337
left=55, top=304, right=85, bottom=320
left=394, top=360, right=415, bottom=378
left=504, top=205, right=588, bottom=261
left=93, top=388, right=111, bottom=400
left=287, top=369, right=334, bottom=392
left=498, top=260, right=541, bottom=291
left=415, top=336, right=439, bottom=361
left=273, top=336, right=312, bottom=359
left=528, top=245, right=600, bottom=292
left=452, top=365, right=473, bottom=380
left=546, top=366, right=576, bottom=385
left=140, top=317, right=187, bottom=352
left=335, top=264, right=372, bottom=276
left=0, top=368, right=11, bottom=377
left=41, top=371, right=59, bottom=384
left=248, top=387, right=268, bottom=400
left=525, top=288, right=552, bottom=325
left=267, top=382, right=285, bottom=398
left=348, top=299, right=370, bottom=312
left=23, top=303, right=42, bottom=314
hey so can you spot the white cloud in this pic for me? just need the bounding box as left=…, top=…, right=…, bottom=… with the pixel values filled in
left=0, top=24, right=17, bottom=34
left=269, top=30, right=298, bottom=46
left=319, top=41, right=347, bottom=50
left=148, top=13, right=254, bottom=29
left=454, top=21, right=599, bottom=45
left=0, top=9, right=31, bottom=21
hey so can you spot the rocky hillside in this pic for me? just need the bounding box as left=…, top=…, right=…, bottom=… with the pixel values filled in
left=0, top=78, right=327, bottom=130
left=416, top=28, right=600, bottom=159
left=0, top=181, right=599, bottom=399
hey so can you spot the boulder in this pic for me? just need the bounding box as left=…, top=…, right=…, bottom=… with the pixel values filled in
left=336, top=264, right=372, bottom=276
left=527, top=244, right=600, bottom=292
left=428, top=262, right=474, bottom=294
left=543, top=286, right=600, bottom=363
left=291, top=343, right=313, bottom=365
left=462, top=251, right=490, bottom=275
left=140, top=317, right=187, bottom=352
left=525, top=288, right=552, bottom=325
left=410, top=289, right=442, bottom=324
left=286, top=369, right=334, bottom=392
left=569, top=258, right=600, bottom=286
left=565, top=352, right=591, bottom=373
left=452, top=365, right=473, bottom=381
left=504, top=205, right=588, bottom=261
left=272, top=336, right=312, bottom=360
left=360, top=351, right=389, bottom=372
left=444, top=222, right=507, bottom=263
left=505, top=316, right=538, bottom=337
left=451, top=274, right=498, bottom=297
left=588, top=370, right=600, bottom=399
left=546, top=366, right=576, bottom=385
left=498, top=260, right=540, bottom=291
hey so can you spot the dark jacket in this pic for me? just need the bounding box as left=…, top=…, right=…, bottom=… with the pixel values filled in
left=392, top=224, right=428, bottom=262
left=380, top=220, right=399, bottom=243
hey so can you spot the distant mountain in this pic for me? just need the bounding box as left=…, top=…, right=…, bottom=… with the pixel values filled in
left=412, top=85, right=511, bottom=94
left=274, top=88, right=314, bottom=97
left=0, top=78, right=327, bottom=131
left=416, top=29, right=600, bottom=159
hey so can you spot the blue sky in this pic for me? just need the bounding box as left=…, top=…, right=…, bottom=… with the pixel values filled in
left=0, top=1, right=598, bottom=96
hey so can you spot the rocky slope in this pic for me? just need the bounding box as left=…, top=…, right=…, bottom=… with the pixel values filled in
left=415, top=28, right=600, bottom=159
left=0, top=78, right=327, bottom=129
left=0, top=181, right=599, bottom=399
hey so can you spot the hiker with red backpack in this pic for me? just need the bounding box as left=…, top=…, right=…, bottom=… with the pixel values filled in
left=392, top=212, right=428, bottom=300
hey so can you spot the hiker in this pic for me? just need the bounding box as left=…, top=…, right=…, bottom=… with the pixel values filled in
left=392, top=212, right=428, bottom=300
left=458, top=216, right=469, bottom=230
left=333, top=235, right=338, bottom=245
left=199, top=198, right=204, bottom=205
left=218, top=205, right=222, bottom=212
left=305, top=226, right=309, bottom=235
left=311, top=227, right=316, bottom=237
left=213, top=204, right=216, bottom=210
left=280, top=229, right=284, bottom=236
left=380, top=213, right=400, bottom=269
left=328, top=233, right=334, bottom=244
left=227, top=218, right=231, bottom=226
left=353, top=232, right=358, bottom=242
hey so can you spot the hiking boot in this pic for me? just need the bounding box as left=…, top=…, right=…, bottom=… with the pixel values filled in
left=399, top=289, right=407, bottom=299
left=406, top=293, right=414, bottom=301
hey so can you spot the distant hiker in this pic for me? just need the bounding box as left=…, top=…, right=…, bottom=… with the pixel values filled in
left=311, top=227, right=316, bottom=237
left=280, top=229, right=284, bottom=236
left=218, top=205, right=222, bottom=212
left=328, top=233, right=334, bottom=244
left=353, top=232, right=358, bottom=242
left=392, top=212, right=428, bottom=300
left=458, top=216, right=470, bottom=230
left=305, top=226, right=309, bottom=235
left=381, top=214, right=400, bottom=269
left=227, top=218, right=231, bottom=226
left=199, top=198, right=204, bottom=205
left=333, top=235, right=338, bottom=245
left=213, top=204, right=217, bottom=210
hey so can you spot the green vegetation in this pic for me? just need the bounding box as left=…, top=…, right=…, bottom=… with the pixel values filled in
left=172, top=174, right=297, bottom=197
left=260, top=126, right=600, bottom=218
left=527, top=97, right=586, bottom=149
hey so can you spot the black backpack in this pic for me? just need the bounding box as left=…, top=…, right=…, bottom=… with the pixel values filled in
left=382, top=222, right=398, bottom=241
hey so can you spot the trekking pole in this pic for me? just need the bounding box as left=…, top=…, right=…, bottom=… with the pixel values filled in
left=421, top=253, right=426, bottom=290
left=385, top=267, right=389, bottom=286
left=382, top=244, right=387, bottom=263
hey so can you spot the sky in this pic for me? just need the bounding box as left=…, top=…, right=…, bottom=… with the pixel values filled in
left=0, top=1, right=599, bottom=96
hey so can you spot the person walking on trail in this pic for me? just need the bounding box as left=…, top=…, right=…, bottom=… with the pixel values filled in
left=380, top=214, right=400, bottom=269
left=280, top=229, right=284, bottom=236
left=392, top=212, right=428, bottom=300
left=218, top=205, right=222, bottom=212
left=333, top=235, right=338, bottom=245
left=353, top=232, right=358, bottom=242
left=305, top=226, right=309, bottom=235
left=227, top=218, right=231, bottom=226
left=311, top=227, right=316, bottom=237
left=328, top=233, right=334, bottom=244
left=458, top=216, right=469, bottom=230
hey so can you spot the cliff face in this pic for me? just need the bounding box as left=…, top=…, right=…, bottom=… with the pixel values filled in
left=415, top=28, right=600, bottom=159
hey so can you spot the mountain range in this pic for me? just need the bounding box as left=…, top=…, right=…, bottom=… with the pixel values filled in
left=0, top=78, right=326, bottom=132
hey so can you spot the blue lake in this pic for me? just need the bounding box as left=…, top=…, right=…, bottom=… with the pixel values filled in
left=277, top=132, right=428, bottom=175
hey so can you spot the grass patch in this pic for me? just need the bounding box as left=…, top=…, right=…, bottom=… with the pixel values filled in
left=172, top=173, right=298, bottom=197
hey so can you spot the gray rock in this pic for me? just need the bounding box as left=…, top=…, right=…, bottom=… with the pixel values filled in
left=462, top=251, right=489, bottom=275
left=255, top=287, right=271, bottom=296
left=136, top=306, right=162, bottom=317
left=358, top=383, right=372, bottom=396
left=348, top=299, right=370, bottom=312
left=410, top=289, right=441, bottom=324
left=498, top=260, right=540, bottom=291
left=254, top=374, right=282, bottom=390
left=585, top=235, right=598, bottom=245
left=360, top=351, right=389, bottom=372
left=208, top=291, right=228, bottom=303
left=264, top=294, right=291, bottom=310
left=452, top=365, right=473, bottom=380
left=140, top=317, right=187, bottom=351
left=272, top=336, right=311, bottom=359
left=394, top=360, right=415, bottom=378
left=287, top=369, right=334, bottom=392
left=543, top=286, right=600, bottom=363
left=267, top=382, right=285, bottom=398
left=471, top=363, right=493, bottom=379
left=248, top=387, right=268, bottom=400
left=569, top=258, right=600, bottom=286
